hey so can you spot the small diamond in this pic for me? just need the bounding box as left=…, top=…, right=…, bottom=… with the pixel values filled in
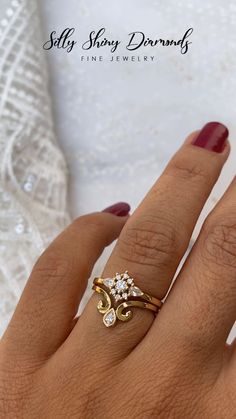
left=116, top=274, right=121, bottom=280
left=129, top=286, right=143, bottom=297
left=115, top=294, right=121, bottom=302
left=123, top=272, right=129, bottom=279
left=116, top=279, right=128, bottom=292
left=103, top=278, right=114, bottom=288
left=110, top=289, right=116, bottom=295
left=122, top=293, right=128, bottom=300
left=127, top=278, right=133, bottom=285
left=103, top=309, right=116, bottom=327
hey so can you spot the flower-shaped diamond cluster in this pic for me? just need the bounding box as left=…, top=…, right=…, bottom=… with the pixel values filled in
left=103, top=271, right=143, bottom=303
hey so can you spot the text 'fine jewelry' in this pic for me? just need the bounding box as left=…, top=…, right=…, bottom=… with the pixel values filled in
left=92, top=271, right=163, bottom=328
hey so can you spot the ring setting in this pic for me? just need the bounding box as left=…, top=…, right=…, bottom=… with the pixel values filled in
left=92, top=271, right=162, bottom=328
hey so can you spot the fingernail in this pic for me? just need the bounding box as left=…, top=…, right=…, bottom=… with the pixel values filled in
left=192, top=122, right=229, bottom=153
left=102, top=202, right=131, bottom=217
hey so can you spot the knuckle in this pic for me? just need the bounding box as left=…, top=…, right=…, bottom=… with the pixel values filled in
left=202, top=217, right=236, bottom=270
left=31, top=249, right=73, bottom=296
left=73, top=213, right=105, bottom=231
left=166, top=155, right=209, bottom=182
left=73, top=213, right=111, bottom=242
left=117, top=215, right=179, bottom=269
left=34, top=249, right=72, bottom=279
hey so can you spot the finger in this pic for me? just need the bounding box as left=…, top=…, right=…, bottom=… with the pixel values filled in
left=3, top=204, right=130, bottom=361
left=160, top=175, right=236, bottom=355
left=74, top=122, right=230, bottom=355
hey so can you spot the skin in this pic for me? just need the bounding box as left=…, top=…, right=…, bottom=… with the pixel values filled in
left=1, top=131, right=236, bottom=418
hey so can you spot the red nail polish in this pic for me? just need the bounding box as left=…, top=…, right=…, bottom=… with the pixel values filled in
left=192, top=122, right=229, bottom=153
left=102, top=202, right=131, bottom=217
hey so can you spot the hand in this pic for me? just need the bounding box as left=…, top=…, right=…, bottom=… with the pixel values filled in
left=1, top=122, right=235, bottom=419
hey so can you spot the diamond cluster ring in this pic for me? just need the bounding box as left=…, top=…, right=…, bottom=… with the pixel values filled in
left=92, top=271, right=163, bottom=328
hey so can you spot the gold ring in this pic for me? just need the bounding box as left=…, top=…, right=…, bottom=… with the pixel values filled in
left=92, top=271, right=163, bottom=327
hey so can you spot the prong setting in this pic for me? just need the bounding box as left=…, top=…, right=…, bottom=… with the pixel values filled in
left=103, top=272, right=139, bottom=303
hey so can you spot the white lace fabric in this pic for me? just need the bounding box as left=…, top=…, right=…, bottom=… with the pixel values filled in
left=0, top=0, right=70, bottom=335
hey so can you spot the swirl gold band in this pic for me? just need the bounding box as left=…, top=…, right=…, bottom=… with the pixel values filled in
left=92, top=271, right=163, bottom=327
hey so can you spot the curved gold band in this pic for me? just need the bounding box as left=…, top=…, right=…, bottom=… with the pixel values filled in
left=92, top=271, right=163, bottom=327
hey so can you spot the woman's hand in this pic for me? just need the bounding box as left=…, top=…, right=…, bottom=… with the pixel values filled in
left=1, top=122, right=236, bottom=419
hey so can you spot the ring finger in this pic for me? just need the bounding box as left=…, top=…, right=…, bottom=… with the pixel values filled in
left=69, top=122, right=230, bottom=357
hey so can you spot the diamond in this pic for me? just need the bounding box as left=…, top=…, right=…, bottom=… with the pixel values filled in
left=129, top=286, right=143, bottom=297
left=123, top=272, right=129, bottom=279
left=122, top=293, right=128, bottom=300
left=116, top=279, right=128, bottom=292
left=103, top=309, right=116, bottom=327
left=115, top=294, right=121, bottom=302
left=110, top=289, right=116, bottom=295
left=116, top=274, right=121, bottom=280
left=127, top=278, right=133, bottom=285
left=103, top=278, right=114, bottom=288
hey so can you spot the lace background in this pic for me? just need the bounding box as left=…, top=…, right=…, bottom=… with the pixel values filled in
left=0, top=0, right=236, bottom=340
left=0, top=0, right=70, bottom=334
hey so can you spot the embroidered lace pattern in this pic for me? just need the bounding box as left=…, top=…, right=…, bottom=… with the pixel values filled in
left=0, top=0, right=70, bottom=335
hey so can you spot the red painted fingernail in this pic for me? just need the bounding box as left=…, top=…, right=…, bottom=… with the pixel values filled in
left=102, top=202, right=131, bottom=217
left=192, top=122, right=229, bottom=153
